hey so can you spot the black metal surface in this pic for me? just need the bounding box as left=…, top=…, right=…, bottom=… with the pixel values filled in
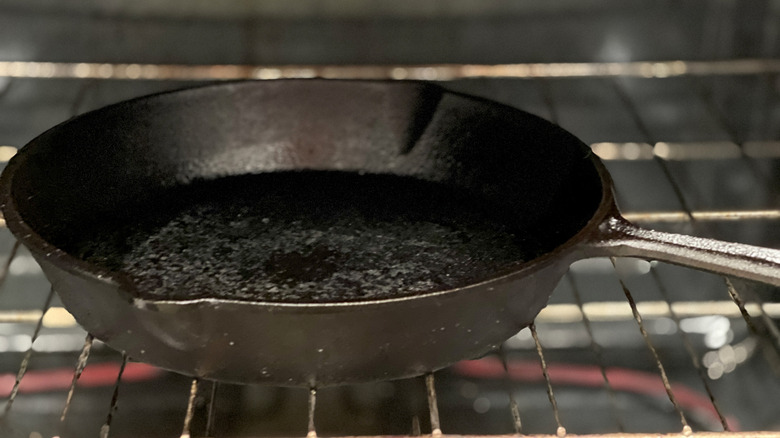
left=1, top=79, right=600, bottom=386
left=68, top=172, right=537, bottom=303
left=1, top=79, right=778, bottom=387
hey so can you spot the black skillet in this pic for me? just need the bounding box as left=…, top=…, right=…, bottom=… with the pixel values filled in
left=1, top=80, right=778, bottom=387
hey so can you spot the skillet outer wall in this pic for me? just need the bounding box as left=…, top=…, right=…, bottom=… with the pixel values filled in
left=35, top=248, right=577, bottom=386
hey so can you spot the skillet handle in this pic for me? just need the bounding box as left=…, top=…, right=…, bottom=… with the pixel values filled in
left=589, top=215, right=780, bottom=287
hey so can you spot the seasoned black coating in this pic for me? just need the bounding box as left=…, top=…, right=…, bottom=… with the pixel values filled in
left=72, top=172, right=537, bottom=302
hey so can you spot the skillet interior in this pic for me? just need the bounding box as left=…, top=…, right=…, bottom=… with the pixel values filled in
left=7, top=80, right=603, bottom=303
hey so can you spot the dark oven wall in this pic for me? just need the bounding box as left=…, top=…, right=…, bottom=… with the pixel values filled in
left=0, top=1, right=778, bottom=437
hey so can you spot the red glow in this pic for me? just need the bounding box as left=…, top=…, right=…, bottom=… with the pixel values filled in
left=0, top=362, right=164, bottom=396
left=452, top=357, right=739, bottom=431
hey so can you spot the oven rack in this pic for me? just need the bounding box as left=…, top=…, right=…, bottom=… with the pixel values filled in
left=0, top=58, right=778, bottom=438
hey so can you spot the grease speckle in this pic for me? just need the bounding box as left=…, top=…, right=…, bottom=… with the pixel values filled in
left=67, top=172, right=538, bottom=303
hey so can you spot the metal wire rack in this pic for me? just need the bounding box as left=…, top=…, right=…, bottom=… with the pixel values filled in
left=0, top=56, right=778, bottom=438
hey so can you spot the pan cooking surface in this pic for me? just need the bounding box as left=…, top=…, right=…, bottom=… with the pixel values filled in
left=71, top=171, right=537, bottom=302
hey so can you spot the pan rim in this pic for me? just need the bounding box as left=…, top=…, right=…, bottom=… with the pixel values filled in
left=0, top=78, right=617, bottom=308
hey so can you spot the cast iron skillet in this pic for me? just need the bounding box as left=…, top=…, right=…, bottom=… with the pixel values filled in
left=1, top=80, right=778, bottom=387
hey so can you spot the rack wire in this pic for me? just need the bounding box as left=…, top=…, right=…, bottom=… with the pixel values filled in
left=0, top=57, right=778, bottom=437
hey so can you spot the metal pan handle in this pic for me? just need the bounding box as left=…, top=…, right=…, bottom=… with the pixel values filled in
left=589, top=215, right=780, bottom=287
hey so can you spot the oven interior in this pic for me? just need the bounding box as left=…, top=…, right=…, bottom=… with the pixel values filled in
left=0, top=1, right=778, bottom=437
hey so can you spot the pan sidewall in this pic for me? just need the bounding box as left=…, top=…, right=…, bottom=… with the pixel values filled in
left=36, top=251, right=571, bottom=386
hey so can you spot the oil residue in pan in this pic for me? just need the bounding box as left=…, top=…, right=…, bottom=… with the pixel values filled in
left=71, top=171, right=538, bottom=303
